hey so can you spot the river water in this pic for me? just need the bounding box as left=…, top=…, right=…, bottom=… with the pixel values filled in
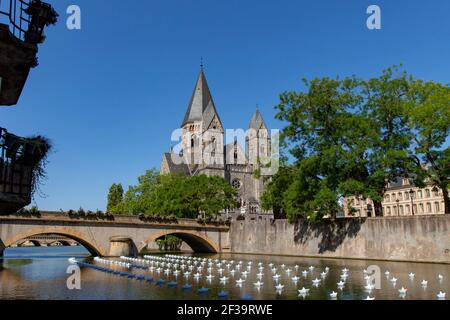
left=0, top=246, right=448, bottom=300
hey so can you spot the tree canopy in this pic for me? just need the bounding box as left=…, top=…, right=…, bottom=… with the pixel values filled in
left=262, top=66, right=450, bottom=222
left=107, top=169, right=238, bottom=218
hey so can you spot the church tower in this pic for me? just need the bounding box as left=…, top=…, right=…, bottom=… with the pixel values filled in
left=247, top=107, right=271, bottom=204
left=247, top=107, right=271, bottom=166
left=180, top=68, right=225, bottom=176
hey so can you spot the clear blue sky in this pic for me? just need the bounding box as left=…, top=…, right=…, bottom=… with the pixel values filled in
left=1, top=0, right=449, bottom=211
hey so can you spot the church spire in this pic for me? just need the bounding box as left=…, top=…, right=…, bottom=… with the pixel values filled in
left=249, top=105, right=267, bottom=130
left=181, top=68, right=222, bottom=129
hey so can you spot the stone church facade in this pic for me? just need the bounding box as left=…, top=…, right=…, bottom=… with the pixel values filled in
left=160, top=68, right=273, bottom=213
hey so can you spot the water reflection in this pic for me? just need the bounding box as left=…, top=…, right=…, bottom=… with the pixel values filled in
left=0, top=247, right=448, bottom=300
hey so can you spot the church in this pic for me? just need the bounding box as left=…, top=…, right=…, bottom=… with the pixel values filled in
left=160, top=68, right=273, bottom=213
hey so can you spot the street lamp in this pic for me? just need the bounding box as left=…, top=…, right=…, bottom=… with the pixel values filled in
left=409, top=189, right=415, bottom=216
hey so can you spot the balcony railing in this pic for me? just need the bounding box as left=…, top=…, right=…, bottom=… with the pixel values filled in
left=0, top=0, right=57, bottom=44
left=0, top=127, right=33, bottom=198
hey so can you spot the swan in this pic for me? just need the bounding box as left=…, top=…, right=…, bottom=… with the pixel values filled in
left=285, top=268, right=292, bottom=274
left=437, top=291, right=446, bottom=299
left=330, top=291, right=338, bottom=299
left=193, top=273, right=201, bottom=278
left=398, top=287, right=407, bottom=295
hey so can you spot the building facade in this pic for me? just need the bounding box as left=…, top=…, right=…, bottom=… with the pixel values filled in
left=343, top=178, right=446, bottom=217
left=160, top=68, right=273, bottom=212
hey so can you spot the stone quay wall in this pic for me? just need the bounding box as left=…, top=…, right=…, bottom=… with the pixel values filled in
left=230, top=215, right=450, bottom=264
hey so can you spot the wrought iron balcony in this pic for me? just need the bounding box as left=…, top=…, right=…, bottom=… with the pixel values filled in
left=0, top=127, right=51, bottom=214
left=0, top=0, right=57, bottom=106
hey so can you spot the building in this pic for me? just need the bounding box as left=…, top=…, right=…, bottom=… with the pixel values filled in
left=160, top=68, right=273, bottom=213
left=1, top=0, right=56, bottom=214
left=343, top=178, right=446, bottom=217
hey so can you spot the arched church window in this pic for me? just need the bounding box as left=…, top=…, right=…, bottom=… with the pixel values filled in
left=191, top=138, right=194, bottom=148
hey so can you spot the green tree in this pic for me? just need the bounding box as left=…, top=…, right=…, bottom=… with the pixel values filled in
left=271, top=67, right=418, bottom=221
left=106, top=183, right=124, bottom=213
left=408, top=80, right=450, bottom=213
left=108, top=169, right=237, bottom=218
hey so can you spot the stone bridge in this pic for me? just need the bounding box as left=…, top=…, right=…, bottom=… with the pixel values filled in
left=0, top=212, right=230, bottom=257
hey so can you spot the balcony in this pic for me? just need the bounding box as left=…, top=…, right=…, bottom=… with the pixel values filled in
left=0, top=0, right=57, bottom=106
left=0, top=127, right=51, bottom=214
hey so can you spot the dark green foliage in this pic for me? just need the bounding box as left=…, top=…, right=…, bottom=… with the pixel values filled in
left=262, top=66, right=450, bottom=221
left=107, top=169, right=238, bottom=218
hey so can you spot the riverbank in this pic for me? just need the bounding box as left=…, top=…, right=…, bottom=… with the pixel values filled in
left=230, top=215, right=450, bottom=264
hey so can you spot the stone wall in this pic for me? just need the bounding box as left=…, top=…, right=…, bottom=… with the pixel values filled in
left=230, top=215, right=450, bottom=264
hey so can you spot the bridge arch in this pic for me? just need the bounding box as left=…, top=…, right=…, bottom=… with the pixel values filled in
left=2, top=227, right=106, bottom=256
left=139, top=230, right=219, bottom=253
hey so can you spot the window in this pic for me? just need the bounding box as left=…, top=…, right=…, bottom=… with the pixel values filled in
left=426, top=203, right=431, bottom=213
left=435, top=202, right=440, bottom=213
left=398, top=192, right=403, bottom=200
left=399, top=205, right=404, bottom=215
left=434, top=190, right=439, bottom=197
left=405, top=204, right=410, bottom=215
left=419, top=203, right=424, bottom=214
left=425, top=189, right=431, bottom=198
left=404, top=192, right=409, bottom=200
left=413, top=204, right=417, bottom=214
left=386, top=194, right=391, bottom=202
left=392, top=193, right=396, bottom=201
left=191, top=138, right=194, bottom=148
left=393, top=206, right=398, bottom=215
left=387, top=207, right=391, bottom=215
left=418, top=190, right=423, bottom=199
left=231, top=179, right=241, bottom=190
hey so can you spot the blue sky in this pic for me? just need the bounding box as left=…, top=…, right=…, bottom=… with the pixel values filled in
left=1, top=0, right=449, bottom=211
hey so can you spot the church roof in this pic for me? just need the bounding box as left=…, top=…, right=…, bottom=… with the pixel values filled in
left=248, top=108, right=267, bottom=130
left=181, top=69, right=222, bottom=128
left=162, top=153, right=190, bottom=175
